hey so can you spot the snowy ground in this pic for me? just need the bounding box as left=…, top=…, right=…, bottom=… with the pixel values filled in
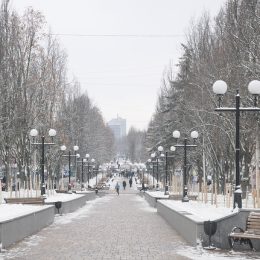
left=160, top=199, right=236, bottom=221
left=145, top=190, right=251, bottom=221
left=1, top=191, right=259, bottom=260
left=0, top=204, right=52, bottom=222
left=0, top=175, right=102, bottom=221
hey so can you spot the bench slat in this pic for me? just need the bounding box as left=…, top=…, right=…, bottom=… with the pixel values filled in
left=4, top=197, right=45, bottom=205
left=229, top=233, right=260, bottom=239
left=248, top=218, right=260, bottom=221
left=247, top=222, right=260, bottom=226
left=229, top=212, right=260, bottom=243
left=247, top=224, right=260, bottom=228
left=247, top=222, right=260, bottom=225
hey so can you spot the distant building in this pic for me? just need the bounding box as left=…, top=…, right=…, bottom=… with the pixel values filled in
left=108, top=115, right=126, bottom=140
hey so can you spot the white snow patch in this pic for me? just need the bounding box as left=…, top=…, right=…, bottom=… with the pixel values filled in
left=132, top=195, right=157, bottom=212
left=54, top=195, right=112, bottom=225
left=0, top=204, right=52, bottom=222
left=177, top=245, right=257, bottom=260
left=160, top=200, right=235, bottom=221
left=45, top=193, right=86, bottom=203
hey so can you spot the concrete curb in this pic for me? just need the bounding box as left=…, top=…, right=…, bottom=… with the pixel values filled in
left=157, top=200, right=260, bottom=249
left=143, top=191, right=169, bottom=208
left=141, top=193, right=260, bottom=249
left=0, top=191, right=98, bottom=249
left=0, top=205, right=54, bottom=248
left=45, top=192, right=96, bottom=214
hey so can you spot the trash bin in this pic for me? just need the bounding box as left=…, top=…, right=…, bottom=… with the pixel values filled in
left=204, top=220, right=217, bottom=249
left=55, top=201, right=62, bottom=214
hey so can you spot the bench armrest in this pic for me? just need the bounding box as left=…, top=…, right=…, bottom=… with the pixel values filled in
left=231, top=226, right=245, bottom=233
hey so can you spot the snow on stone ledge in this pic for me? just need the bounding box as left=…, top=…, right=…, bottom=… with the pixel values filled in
left=145, top=191, right=169, bottom=199
left=44, top=193, right=86, bottom=203
left=0, top=204, right=52, bottom=222
left=159, top=200, right=236, bottom=222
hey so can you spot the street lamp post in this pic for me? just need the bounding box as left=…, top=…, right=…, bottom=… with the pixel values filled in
left=82, top=158, right=86, bottom=185
left=147, top=159, right=152, bottom=188
left=151, top=147, right=164, bottom=191
left=142, top=166, right=145, bottom=189
left=213, top=80, right=260, bottom=208
left=91, top=158, right=95, bottom=185
left=86, top=154, right=90, bottom=185
left=30, top=128, right=57, bottom=196
left=156, top=154, right=159, bottom=190
left=76, top=157, right=88, bottom=190
left=60, top=145, right=66, bottom=189
left=173, top=130, right=198, bottom=202
left=95, top=165, right=98, bottom=187
left=164, top=145, right=176, bottom=195
left=74, top=146, right=79, bottom=183
left=151, top=154, right=156, bottom=188
left=61, top=145, right=80, bottom=190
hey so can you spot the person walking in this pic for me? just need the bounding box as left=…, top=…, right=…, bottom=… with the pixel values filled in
left=129, top=178, right=133, bottom=188
left=122, top=180, right=126, bottom=190
left=115, top=182, right=120, bottom=195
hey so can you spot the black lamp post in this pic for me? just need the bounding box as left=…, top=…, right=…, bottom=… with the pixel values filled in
left=76, top=157, right=88, bottom=190
left=164, top=145, right=176, bottom=195
left=81, top=158, right=85, bottom=184
left=142, top=166, right=145, bottom=189
left=30, top=128, right=57, bottom=196
left=151, top=146, right=164, bottom=191
left=173, top=130, right=198, bottom=202
left=85, top=153, right=90, bottom=185
left=61, top=145, right=80, bottom=191
left=150, top=154, right=155, bottom=188
left=147, top=159, right=152, bottom=188
left=90, top=158, right=95, bottom=185
left=151, top=153, right=159, bottom=190
left=93, top=165, right=97, bottom=185
left=156, top=156, right=159, bottom=190
left=213, top=80, right=260, bottom=208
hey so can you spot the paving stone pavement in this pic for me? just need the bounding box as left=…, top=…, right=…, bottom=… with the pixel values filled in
left=2, top=179, right=192, bottom=260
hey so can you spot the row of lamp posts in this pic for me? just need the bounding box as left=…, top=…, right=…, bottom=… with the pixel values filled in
left=148, top=130, right=198, bottom=201
left=145, top=80, right=260, bottom=208
left=29, top=128, right=97, bottom=195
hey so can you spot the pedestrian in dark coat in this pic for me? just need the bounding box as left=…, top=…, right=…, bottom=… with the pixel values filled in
left=123, top=180, right=126, bottom=190
left=129, top=178, right=133, bottom=188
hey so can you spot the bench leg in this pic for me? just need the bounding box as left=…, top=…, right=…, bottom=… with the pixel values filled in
left=229, top=236, right=255, bottom=251
left=247, top=239, right=254, bottom=250
left=228, top=236, right=234, bottom=249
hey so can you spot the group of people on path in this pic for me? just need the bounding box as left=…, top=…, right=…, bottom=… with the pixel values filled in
left=115, top=177, right=133, bottom=195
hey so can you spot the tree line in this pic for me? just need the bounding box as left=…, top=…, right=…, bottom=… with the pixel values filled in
left=0, top=0, right=115, bottom=187
left=145, top=0, right=260, bottom=191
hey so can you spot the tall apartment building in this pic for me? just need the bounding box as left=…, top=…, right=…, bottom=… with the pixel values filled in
left=107, top=116, right=126, bottom=140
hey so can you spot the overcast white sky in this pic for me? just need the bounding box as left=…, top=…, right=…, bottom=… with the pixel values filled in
left=11, top=0, right=226, bottom=132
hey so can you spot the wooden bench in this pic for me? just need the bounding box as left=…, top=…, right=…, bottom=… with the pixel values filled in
left=4, top=197, right=46, bottom=205
left=228, top=212, right=260, bottom=250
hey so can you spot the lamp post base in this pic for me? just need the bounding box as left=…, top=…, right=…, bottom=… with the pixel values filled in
left=233, top=188, right=242, bottom=209
left=182, top=196, right=189, bottom=202
left=164, top=185, right=169, bottom=195
left=182, top=186, right=189, bottom=202
left=41, top=185, right=46, bottom=196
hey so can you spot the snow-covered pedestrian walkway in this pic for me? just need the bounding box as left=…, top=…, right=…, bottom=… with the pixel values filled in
left=1, top=177, right=260, bottom=260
